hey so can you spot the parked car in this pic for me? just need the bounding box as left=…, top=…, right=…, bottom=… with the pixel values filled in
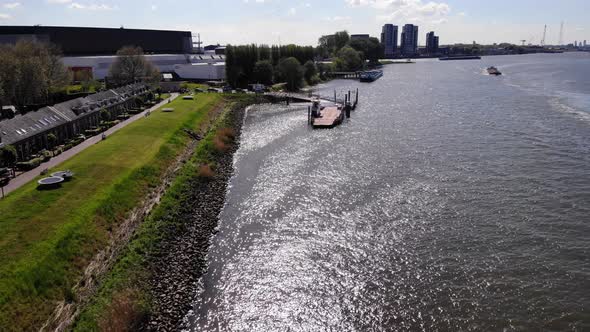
left=222, top=86, right=233, bottom=93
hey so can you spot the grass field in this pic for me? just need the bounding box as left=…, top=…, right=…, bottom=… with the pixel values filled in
left=72, top=102, right=240, bottom=331
left=0, top=94, right=222, bottom=331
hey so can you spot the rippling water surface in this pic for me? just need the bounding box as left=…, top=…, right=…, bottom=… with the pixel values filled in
left=186, top=53, right=590, bottom=331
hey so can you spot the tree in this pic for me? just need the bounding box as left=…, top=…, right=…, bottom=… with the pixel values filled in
left=0, top=41, right=70, bottom=107
left=335, top=46, right=363, bottom=71
left=318, top=31, right=350, bottom=57
left=334, top=31, right=350, bottom=51
left=303, top=60, right=317, bottom=85
left=252, top=60, right=274, bottom=85
left=0, top=145, right=18, bottom=168
left=100, top=109, right=110, bottom=122
left=278, top=57, right=303, bottom=91
left=349, top=37, right=383, bottom=65
left=109, top=46, right=160, bottom=87
left=47, top=133, right=57, bottom=150
left=316, top=62, right=333, bottom=81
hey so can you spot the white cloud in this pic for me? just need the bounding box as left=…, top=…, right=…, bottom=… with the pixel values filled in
left=0, top=12, right=11, bottom=19
left=288, top=7, right=296, bottom=15
left=151, top=4, right=157, bottom=10
left=47, top=0, right=72, bottom=3
left=346, top=0, right=451, bottom=24
left=324, top=15, right=351, bottom=22
left=3, top=2, right=21, bottom=9
left=68, top=2, right=116, bottom=10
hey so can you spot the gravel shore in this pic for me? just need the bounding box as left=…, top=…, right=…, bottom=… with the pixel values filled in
left=146, top=106, right=245, bottom=331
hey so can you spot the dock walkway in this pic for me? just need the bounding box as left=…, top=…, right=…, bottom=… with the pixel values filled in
left=265, top=92, right=346, bottom=105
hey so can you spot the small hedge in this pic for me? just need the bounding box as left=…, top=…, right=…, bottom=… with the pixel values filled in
left=16, top=157, right=42, bottom=171
left=85, top=128, right=103, bottom=136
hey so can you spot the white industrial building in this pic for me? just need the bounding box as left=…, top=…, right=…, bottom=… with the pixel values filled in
left=62, top=53, right=226, bottom=81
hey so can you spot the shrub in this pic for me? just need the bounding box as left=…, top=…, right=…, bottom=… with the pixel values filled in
left=197, top=164, right=215, bottom=178
left=98, top=288, right=146, bottom=332
left=41, top=150, right=52, bottom=162
left=216, top=128, right=235, bottom=141
left=212, top=136, right=229, bottom=152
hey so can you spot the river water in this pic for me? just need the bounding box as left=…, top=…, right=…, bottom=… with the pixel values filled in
left=185, top=53, right=590, bottom=331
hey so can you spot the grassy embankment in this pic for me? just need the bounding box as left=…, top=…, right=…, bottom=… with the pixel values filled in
left=72, top=95, right=253, bottom=331
left=0, top=94, right=222, bottom=331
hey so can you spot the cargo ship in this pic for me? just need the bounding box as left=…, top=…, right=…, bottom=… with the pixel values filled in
left=359, top=70, right=383, bottom=82
left=439, top=56, right=482, bottom=61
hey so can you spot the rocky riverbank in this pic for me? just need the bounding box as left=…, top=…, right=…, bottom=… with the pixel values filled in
left=145, top=105, right=246, bottom=331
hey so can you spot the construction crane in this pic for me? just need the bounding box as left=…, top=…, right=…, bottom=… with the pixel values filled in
left=558, top=21, right=564, bottom=46
left=540, top=25, right=547, bottom=46
left=193, top=33, right=203, bottom=54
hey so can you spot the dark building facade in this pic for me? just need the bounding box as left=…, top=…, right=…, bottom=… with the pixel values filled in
left=381, top=24, right=398, bottom=58
left=350, top=34, right=370, bottom=41
left=0, top=26, right=192, bottom=55
left=425, top=31, right=439, bottom=55
left=401, top=24, right=419, bottom=56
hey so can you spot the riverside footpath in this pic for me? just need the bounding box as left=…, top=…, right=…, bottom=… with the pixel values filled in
left=2, top=93, right=179, bottom=197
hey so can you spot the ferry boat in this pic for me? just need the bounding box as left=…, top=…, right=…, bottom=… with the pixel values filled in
left=359, top=70, right=383, bottom=82
left=487, top=66, right=502, bottom=75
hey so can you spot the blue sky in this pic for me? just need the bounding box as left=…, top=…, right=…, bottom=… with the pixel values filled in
left=1, top=0, right=589, bottom=46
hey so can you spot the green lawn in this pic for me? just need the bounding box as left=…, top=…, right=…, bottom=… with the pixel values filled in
left=0, top=94, right=221, bottom=331
left=72, top=102, right=240, bottom=331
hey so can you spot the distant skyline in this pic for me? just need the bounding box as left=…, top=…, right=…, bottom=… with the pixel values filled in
left=1, top=0, right=589, bottom=46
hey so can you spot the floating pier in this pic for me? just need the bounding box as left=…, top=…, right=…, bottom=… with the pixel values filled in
left=307, top=88, right=359, bottom=129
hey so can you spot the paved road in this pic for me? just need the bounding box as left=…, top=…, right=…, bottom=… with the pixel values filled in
left=1, top=94, right=179, bottom=197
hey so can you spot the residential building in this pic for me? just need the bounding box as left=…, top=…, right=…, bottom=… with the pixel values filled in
left=401, top=24, right=419, bottom=56
left=425, top=31, right=439, bottom=55
left=0, top=83, right=152, bottom=160
left=381, top=24, right=398, bottom=58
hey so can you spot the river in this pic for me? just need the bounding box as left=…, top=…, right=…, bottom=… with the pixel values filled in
left=185, top=52, right=590, bottom=331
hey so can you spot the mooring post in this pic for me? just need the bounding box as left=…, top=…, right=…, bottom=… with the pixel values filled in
left=348, top=90, right=351, bottom=103
left=334, top=90, right=337, bottom=103
left=345, top=98, right=351, bottom=119
left=308, top=105, right=311, bottom=124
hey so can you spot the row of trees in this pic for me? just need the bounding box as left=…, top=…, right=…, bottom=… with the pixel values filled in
left=0, top=42, right=159, bottom=111
left=225, top=44, right=315, bottom=88
left=225, top=30, right=384, bottom=91
left=0, top=41, right=70, bottom=107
